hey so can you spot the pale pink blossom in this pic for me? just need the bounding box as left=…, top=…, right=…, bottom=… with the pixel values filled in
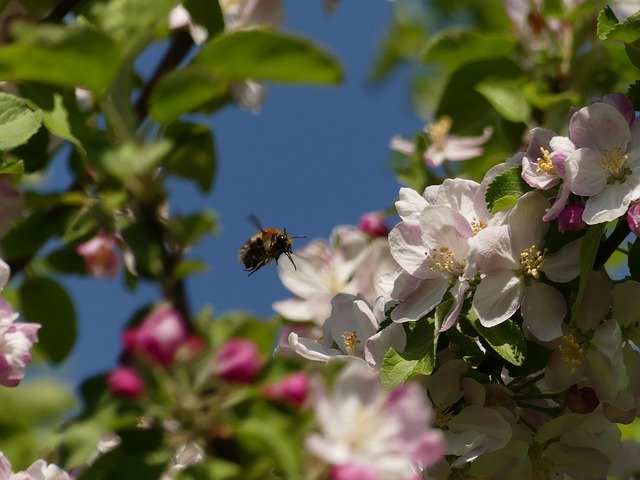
left=565, top=101, right=640, bottom=224
left=0, top=452, right=70, bottom=480
left=76, top=231, right=120, bottom=278
left=470, top=191, right=579, bottom=341
left=390, top=116, right=492, bottom=167
left=274, top=226, right=396, bottom=325
left=306, top=362, right=445, bottom=479
left=0, top=298, right=40, bottom=387
left=288, top=293, right=405, bottom=370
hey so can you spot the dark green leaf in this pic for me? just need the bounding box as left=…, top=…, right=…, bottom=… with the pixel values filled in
left=476, top=77, right=531, bottom=123
left=625, top=39, right=640, bottom=69
left=178, top=459, right=240, bottom=480
left=628, top=80, right=640, bottom=110
left=45, top=245, right=88, bottom=275
left=11, top=125, right=50, bottom=172
left=120, top=224, right=164, bottom=278
left=0, top=92, right=43, bottom=150
left=467, top=311, right=526, bottom=366
left=629, top=238, right=640, bottom=281
left=0, top=24, right=121, bottom=92
left=165, top=122, right=217, bottom=192
left=422, top=30, right=516, bottom=70
left=184, top=0, right=225, bottom=38
left=485, top=166, right=530, bottom=213
left=99, top=140, right=172, bottom=181
left=195, top=29, right=343, bottom=85
left=571, top=223, right=606, bottom=319
left=149, top=67, right=228, bottom=125
left=20, top=276, right=77, bottom=364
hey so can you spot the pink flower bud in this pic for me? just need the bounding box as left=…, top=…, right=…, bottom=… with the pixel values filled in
left=263, top=372, right=309, bottom=407
left=174, top=334, right=206, bottom=362
left=358, top=212, right=389, bottom=237
left=215, top=338, right=263, bottom=383
left=129, top=304, right=189, bottom=366
left=107, top=366, right=145, bottom=398
left=330, top=464, right=378, bottom=480
left=565, top=384, right=599, bottom=414
left=628, top=203, right=640, bottom=237
left=558, top=204, right=586, bottom=232
left=76, top=231, right=120, bottom=278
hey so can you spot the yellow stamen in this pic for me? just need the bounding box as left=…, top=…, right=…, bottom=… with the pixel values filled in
left=599, top=147, right=629, bottom=180
left=427, top=116, right=453, bottom=145
left=520, top=245, right=546, bottom=279
left=558, top=334, right=583, bottom=373
left=434, top=406, right=455, bottom=429
left=536, top=147, right=556, bottom=175
left=470, top=218, right=487, bottom=235
left=341, top=331, right=361, bottom=356
left=428, top=246, right=465, bottom=277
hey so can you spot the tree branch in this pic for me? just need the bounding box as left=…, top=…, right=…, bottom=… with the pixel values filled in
left=594, top=218, right=630, bottom=271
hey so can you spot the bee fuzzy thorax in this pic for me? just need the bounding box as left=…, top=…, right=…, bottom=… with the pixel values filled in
left=239, top=216, right=304, bottom=276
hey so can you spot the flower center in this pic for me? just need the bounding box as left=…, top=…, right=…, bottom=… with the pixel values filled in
left=520, top=245, right=546, bottom=279
left=341, top=331, right=361, bottom=356
left=427, top=246, right=465, bottom=277
left=535, top=147, right=556, bottom=175
left=558, top=334, right=584, bottom=373
left=427, top=116, right=453, bottom=146
left=599, top=147, right=630, bottom=181
left=470, top=218, right=487, bottom=235
left=529, top=444, right=557, bottom=480
left=433, top=406, right=455, bottom=429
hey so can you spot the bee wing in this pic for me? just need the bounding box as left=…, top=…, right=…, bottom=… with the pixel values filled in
left=247, top=213, right=264, bottom=231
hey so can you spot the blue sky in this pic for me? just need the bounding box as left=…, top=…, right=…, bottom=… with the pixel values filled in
left=55, top=0, right=423, bottom=382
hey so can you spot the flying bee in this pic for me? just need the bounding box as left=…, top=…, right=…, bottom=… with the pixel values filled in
left=239, top=214, right=305, bottom=276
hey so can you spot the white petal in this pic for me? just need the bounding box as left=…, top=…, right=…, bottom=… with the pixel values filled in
left=388, top=221, right=430, bottom=278
left=521, top=283, right=565, bottom=341
left=543, top=238, right=580, bottom=282
left=288, top=332, right=341, bottom=362
left=391, top=277, right=449, bottom=323
left=473, top=271, right=524, bottom=327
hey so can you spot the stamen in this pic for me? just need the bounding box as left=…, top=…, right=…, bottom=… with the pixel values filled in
left=341, top=331, right=361, bottom=356
left=427, top=116, right=453, bottom=146
left=434, top=406, right=455, bottom=429
left=520, top=245, right=546, bottom=279
left=599, top=147, right=629, bottom=181
left=427, top=246, right=465, bottom=277
left=470, top=218, right=487, bottom=235
left=529, top=444, right=556, bottom=480
left=535, top=147, right=556, bottom=175
left=558, top=334, right=583, bottom=373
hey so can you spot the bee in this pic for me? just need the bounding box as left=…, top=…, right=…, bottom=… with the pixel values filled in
left=239, top=214, right=305, bottom=276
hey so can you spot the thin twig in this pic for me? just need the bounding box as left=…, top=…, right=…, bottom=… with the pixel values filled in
left=594, top=218, right=630, bottom=270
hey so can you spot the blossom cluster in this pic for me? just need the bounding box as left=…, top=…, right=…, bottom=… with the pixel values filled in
left=275, top=94, right=640, bottom=479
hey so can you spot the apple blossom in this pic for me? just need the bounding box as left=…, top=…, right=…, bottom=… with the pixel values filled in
left=0, top=298, right=40, bottom=388
left=75, top=231, right=120, bottom=278
left=214, top=338, right=263, bottom=383
left=390, top=116, right=493, bottom=167
left=470, top=191, right=580, bottom=341
left=565, top=101, right=640, bottom=224
left=274, top=226, right=396, bottom=324
left=288, top=293, right=406, bottom=369
left=306, top=362, right=445, bottom=479
left=0, top=452, right=70, bottom=480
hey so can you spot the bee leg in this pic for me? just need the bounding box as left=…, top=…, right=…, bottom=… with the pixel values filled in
left=285, top=252, right=297, bottom=270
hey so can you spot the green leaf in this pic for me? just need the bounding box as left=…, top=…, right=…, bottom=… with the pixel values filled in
left=380, top=318, right=436, bottom=390
left=149, top=67, right=228, bottom=125
left=0, top=158, right=24, bottom=175
left=195, top=29, right=343, bottom=85
left=485, top=166, right=530, bottom=213
left=422, top=29, right=516, bottom=70
left=597, top=7, right=640, bottom=43
left=165, top=122, right=217, bottom=192
left=467, top=311, right=526, bottom=366
left=0, top=24, right=121, bottom=92
left=571, top=222, right=607, bottom=318
left=179, top=460, right=240, bottom=480
left=120, top=224, right=164, bottom=278
left=476, top=77, right=531, bottom=123
left=370, top=22, right=426, bottom=83
left=629, top=238, right=640, bottom=281
left=0, top=92, right=43, bottom=151
left=45, top=244, right=88, bottom=275
left=20, top=85, right=86, bottom=151
left=625, top=39, right=640, bottom=69
left=83, top=0, right=176, bottom=55
left=11, top=125, right=50, bottom=172
left=99, top=140, right=172, bottom=181
left=184, top=0, right=225, bottom=38
left=167, top=210, right=218, bottom=247
left=20, top=276, right=77, bottom=364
